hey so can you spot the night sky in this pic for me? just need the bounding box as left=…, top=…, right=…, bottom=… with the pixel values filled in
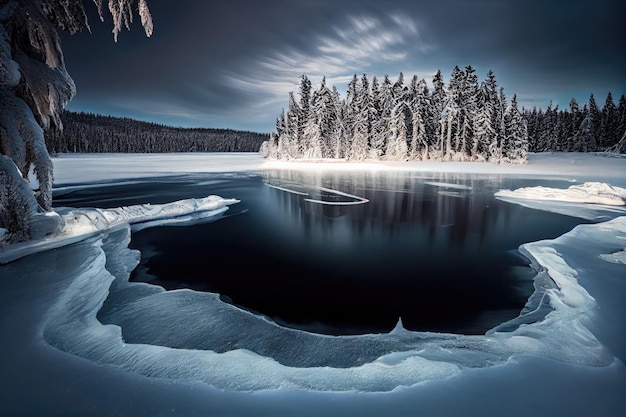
left=59, top=0, right=626, bottom=133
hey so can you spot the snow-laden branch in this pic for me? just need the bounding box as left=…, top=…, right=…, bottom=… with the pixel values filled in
left=0, top=0, right=152, bottom=240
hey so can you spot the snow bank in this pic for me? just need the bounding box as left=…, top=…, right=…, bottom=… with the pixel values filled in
left=495, top=182, right=626, bottom=221
left=0, top=195, right=238, bottom=264
left=496, top=182, right=626, bottom=206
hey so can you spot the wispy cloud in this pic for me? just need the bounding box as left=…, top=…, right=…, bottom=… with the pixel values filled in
left=223, top=12, right=434, bottom=126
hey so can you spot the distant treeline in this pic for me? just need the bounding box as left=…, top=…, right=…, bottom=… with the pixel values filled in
left=46, top=111, right=270, bottom=153
left=526, top=92, right=626, bottom=153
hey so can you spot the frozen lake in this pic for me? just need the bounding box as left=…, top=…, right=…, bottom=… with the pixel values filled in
left=54, top=170, right=584, bottom=336
left=1, top=152, right=624, bottom=416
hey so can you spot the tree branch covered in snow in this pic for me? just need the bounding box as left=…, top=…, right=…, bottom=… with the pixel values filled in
left=0, top=0, right=151, bottom=243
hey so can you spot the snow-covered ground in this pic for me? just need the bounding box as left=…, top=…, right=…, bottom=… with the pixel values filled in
left=1, top=152, right=625, bottom=416
left=52, top=151, right=626, bottom=185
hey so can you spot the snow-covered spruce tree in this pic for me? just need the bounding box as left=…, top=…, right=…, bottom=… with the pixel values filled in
left=408, top=75, right=431, bottom=160
left=442, top=65, right=464, bottom=161
left=368, top=76, right=384, bottom=159
left=574, top=105, right=597, bottom=152
left=472, top=82, right=495, bottom=161
left=373, top=74, right=395, bottom=158
left=0, top=0, right=152, bottom=243
left=265, top=67, right=528, bottom=164
left=564, top=98, right=584, bottom=151
left=617, top=94, right=626, bottom=144
left=430, top=69, right=446, bottom=159
left=458, top=65, right=478, bottom=160
left=387, top=101, right=410, bottom=161
left=328, top=85, right=344, bottom=159
left=350, top=74, right=373, bottom=161
left=587, top=94, right=602, bottom=150
left=601, top=92, right=619, bottom=149
left=296, top=74, right=312, bottom=156
left=503, top=94, right=528, bottom=163
left=342, top=74, right=359, bottom=159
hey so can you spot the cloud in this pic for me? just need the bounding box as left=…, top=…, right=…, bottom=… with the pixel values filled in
left=222, top=12, right=434, bottom=126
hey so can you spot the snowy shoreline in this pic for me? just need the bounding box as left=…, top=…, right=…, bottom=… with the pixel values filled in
left=50, top=151, right=626, bottom=186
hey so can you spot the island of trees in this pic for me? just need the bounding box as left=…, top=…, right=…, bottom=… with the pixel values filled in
left=261, top=68, right=626, bottom=162
left=47, top=111, right=269, bottom=153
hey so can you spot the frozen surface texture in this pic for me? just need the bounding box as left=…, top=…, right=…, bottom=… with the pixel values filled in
left=1, top=153, right=625, bottom=416
left=0, top=194, right=238, bottom=264
left=33, top=215, right=621, bottom=392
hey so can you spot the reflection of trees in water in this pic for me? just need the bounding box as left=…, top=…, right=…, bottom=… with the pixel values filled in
left=263, top=170, right=511, bottom=249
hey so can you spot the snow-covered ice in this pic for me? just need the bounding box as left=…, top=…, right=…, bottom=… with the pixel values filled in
left=494, top=181, right=626, bottom=221
left=1, top=152, right=625, bottom=416
left=0, top=195, right=238, bottom=264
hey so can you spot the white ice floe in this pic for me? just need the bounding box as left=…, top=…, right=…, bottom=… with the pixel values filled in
left=0, top=195, right=238, bottom=264
left=495, top=182, right=626, bottom=206
left=600, top=248, right=626, bottom=265
left=495, top=182, right=626, bottom=221
left=265, top=181, right=369, bottom=205
left=424, top=181, right=473, bottom=190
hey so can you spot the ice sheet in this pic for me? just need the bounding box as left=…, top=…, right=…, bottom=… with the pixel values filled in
left=495, top=182, right=626, bottom=221
left=0, top=195, right=238, bottom=264
left=2, top=152, right=625, bottom=415
left=495, top=182, right=626, bottom=205
left=34, top=212, right=623, bottom=392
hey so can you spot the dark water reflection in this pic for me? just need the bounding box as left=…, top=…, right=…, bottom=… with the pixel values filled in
left=54, top=170, right=586, bottom=335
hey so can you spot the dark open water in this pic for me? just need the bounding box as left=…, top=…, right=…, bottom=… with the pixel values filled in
left=53, top=170, right=586, bottom=336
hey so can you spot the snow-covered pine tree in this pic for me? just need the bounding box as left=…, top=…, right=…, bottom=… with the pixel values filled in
left=350, top=75, right=372, bottom=160
left=472, top=82, right=495, bottom=161
left=617, top=94, right=626, bottom=145
left=459, top=65, right=478, bottom=160
left=296, top=74, right=312, bottom=155
left=601, top=92, right=619, bottom=149
left=430, top=69, right=446, bottom=159
left=481, top=70, right=502, bottom=162
left=524, top=107, right=540, bottom=152
left=369, top=76, right=385, bottom=159
left=564, top=98, right=583, bottom=151
left=274, top=109, right=291, bottom=159
left=442, top=66, right=464, bottom=160
left=328, top=85, right=344, bottom=159
left=318, top=81, right=342, bottom=158
left=587, top=94, right=602, bottom=150
left=374, top=75, right=395, bottom=158
left=492, top=87, right=508, bottom=162
left=575, top=105, right=597, bottom=152
left=536, top=102, right=555, bottom=152
left=342, top=74, right=359, bottom=158
left=503, top=94, right=528, bottom=163
left=392, top=72, right=406, bottom=99
left=0, top=0, right=152, bottom=243
left=387, top=102, right=410, bottom=161
left=286, top=92, right=300, bottom=157
left=408, top=76, right=431, bottom=160
left=309, top=77, right=340, bottom=159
